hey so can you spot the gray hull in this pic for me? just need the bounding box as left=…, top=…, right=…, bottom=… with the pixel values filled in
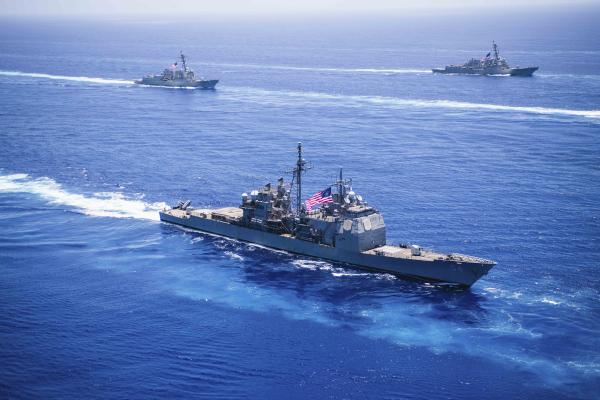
left=509, top=67, right=538, bottom=76
left=135, top=77, right=219, bottom=89
left=432, top=66, right=538, bottom=76
left=160, top=211, right=494, bottom=287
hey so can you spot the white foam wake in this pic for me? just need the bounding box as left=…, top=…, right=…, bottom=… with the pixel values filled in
left=3, top=69, right=597, bottom=120
left=0, top=70, right=133, bottom=85
left=227, top=86, right=600, bottom=120
left=0, top=173, right=166, bottom=220
left=205, top=62, right=431, bottom=75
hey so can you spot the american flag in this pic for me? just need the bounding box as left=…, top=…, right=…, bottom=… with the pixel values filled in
left=305, top=187, right=333, bottom=211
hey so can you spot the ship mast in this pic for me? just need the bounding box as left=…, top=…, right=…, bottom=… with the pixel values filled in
left=492, top=41, right=499, bottom=61
left=294, top=142, right=310, bottom=215
left=338, top=168, right=343, bottom=203
left=180, top=51, right=187, bottom=72
left=334, top=167, right=351, bottom=203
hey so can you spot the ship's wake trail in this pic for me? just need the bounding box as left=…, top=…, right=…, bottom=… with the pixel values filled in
left=225, top=86, right=600, bottom=120
left=0, top=173, right=166, bottom=220
left=0, top=70, right=133, bottom=85
left=202, top=62, right=432, bottom=75
left=2, top=69, right=598, bottom=120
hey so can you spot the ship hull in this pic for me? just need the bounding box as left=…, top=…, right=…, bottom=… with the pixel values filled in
left=159, top=211, right=493, bottom=287
left=432, top=66, right=538, bottom=76
left=509, top=67, right=538, bottom=76
left=135, top=77, right=219, bottom=89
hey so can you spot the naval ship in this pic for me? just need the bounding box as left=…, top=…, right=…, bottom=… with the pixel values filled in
left=432, top=42, right=538, bottom=76
left=135, top=52, right=218, bottom=89
left=160, top=144, right=495, bottom=286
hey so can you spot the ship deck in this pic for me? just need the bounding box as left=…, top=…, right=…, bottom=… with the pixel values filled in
left=364, top=245, right=494, bottom=265
left=165, top=207, right=242, bottom=222
left=163, top=208, right=494, bottom=266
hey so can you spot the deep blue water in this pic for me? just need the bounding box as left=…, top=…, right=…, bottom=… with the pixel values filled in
left=1, top=14, right=600, bottom=399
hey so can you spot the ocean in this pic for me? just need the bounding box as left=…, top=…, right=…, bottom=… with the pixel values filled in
left=1, top=12, right=599, bottom=399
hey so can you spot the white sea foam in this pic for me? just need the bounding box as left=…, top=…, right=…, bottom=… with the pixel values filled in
left=0, top=173, right=166, bottom=220
left=226, top=86, right=600, bottom=120
left=224, top=251, right=245, bottom=261
left=3, top=69, right=598, bottom=120
left=482, top=286, right=582, bottom=309
left=291, top=259, right=379, bottom=278
left=291, top=259, right=334, bottom=271
left=540, top=297, right=562, bottom=305
left=243, top=242, right=290, bottom=255
left=483, top=287, right=523, bottom=300
left=0, top=70, right=199, bottom=90
left=0, top=70, right=133, bottom=85
left=203, top=62, right=432, bottom=75
left=538, top=73, right=600, bottom=80
left=331, top=271, right=370, bottom=277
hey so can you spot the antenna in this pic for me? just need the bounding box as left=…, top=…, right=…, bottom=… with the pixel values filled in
left=339, top=168, right=343, bottom=202
left=332, top=167, right=352, bottom=205
left=180, top=51, right=187, bottom=72
left=286, top=142, right=312, bottom=215
left=493, top=41, right=499, bottom=60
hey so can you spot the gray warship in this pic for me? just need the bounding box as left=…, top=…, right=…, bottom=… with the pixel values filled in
left=135, top=52, right=218, bottom=89
left=433, top=42, right=538, bottom=76
left=160, top=143, right=495, bottom=286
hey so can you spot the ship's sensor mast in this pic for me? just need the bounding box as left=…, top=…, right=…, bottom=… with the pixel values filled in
left=290, top=142, right=311, bottom=215
left=492, top=41, right=500, bottom=61
left=333, top=168, right=352, bottom=203
left=180, top=51, right=188, bottom=72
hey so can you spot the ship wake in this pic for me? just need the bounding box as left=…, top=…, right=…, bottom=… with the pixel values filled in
left=0, top=173, right=166, bottom=220
left=226, top=86, right=600, bottom=121
left=203, top=62, right=432, bottom=75
left=0, top=70, right=133, bottom=85
left=3, top=69, right=599, bottom=121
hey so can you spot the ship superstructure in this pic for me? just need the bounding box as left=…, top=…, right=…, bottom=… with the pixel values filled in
left=160, top=143, right=495, bottom=286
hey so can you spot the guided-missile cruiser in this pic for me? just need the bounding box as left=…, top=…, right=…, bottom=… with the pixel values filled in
left=135, top=52, right=218, bottom=89
left=432, top=41, right=538, bottom=76
left=160, top=143, right=495, bottom=286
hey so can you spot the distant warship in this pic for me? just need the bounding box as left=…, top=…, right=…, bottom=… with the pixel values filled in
left=135, top=52, right=218, bottom=89
left=433, top=42, right=538, bottom=76
left=159, top=143, right=495, bottom=287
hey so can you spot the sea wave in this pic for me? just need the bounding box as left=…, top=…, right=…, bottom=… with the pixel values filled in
left=0, top=173, right=165, bottom=220
left=226, top=86, right=600, bottom=120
